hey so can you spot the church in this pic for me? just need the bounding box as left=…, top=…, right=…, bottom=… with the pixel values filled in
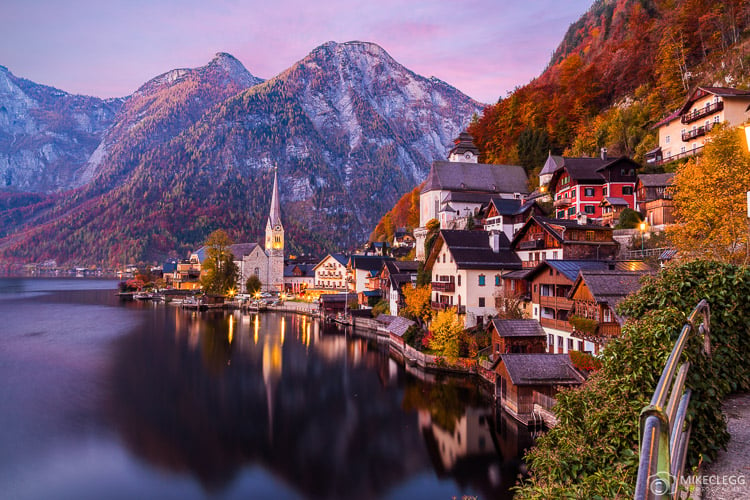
left=233, top=168, right=285, bottom=293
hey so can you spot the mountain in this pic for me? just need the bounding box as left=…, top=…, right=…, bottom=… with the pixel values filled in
left=468, top=0, right=750, bottom=168
left=0, top=42, right=482, bottom=265
left=0, top=66, right=121, bottom=193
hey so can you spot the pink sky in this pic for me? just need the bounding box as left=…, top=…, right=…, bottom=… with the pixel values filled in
left=1, top=0, right=592, bottom=104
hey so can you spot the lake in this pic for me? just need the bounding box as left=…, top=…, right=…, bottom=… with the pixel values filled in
left=0, top=279, right=534, bottom=499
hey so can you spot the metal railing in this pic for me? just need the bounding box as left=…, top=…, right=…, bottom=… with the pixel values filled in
left=634, top=300, right=711, bottom=499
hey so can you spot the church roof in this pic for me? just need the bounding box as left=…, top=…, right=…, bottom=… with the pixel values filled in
left=421, top=161, right=528, bottom=195
left=540, top=154, right=564, bottom=176
left=448, top=131, right=480, bottom=158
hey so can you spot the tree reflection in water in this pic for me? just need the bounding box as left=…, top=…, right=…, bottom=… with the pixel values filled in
left=106, top=308, right=533, bottom=499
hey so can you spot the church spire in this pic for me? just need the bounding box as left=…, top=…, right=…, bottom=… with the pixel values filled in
left=268, top=166, right=282, bottom=227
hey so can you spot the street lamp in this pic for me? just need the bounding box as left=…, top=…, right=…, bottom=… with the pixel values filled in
left=639, top=221, right=647, bottom=253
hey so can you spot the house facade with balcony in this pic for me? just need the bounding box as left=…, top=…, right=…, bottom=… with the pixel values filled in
left=347, top=255, right=394, bottom=294
left=379, top=260, right=419, bottom=316
left=526, top=260, right=650, bottom=355
left=548, top=154, right=638, bottom=222
left=313, top=253, right=349, bottom=292
left=480, top=197, right=543, bottom=241
left=636, top=173, right=675, bottom=229
left=425, top=229, right=522, bottom=328
left=510, top=216, right=619, bottom=268
left=568, top=269, right=652, bottom=352
left=647, top=87, right=750, bottom=165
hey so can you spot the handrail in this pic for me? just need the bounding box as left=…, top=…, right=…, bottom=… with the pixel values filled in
left=634, top=300, right=711, bottom=499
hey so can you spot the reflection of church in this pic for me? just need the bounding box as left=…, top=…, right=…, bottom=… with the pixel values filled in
left=234, top=168, right=285, bottom=293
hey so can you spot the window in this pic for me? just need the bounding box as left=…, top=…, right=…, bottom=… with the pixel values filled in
left=584, top=187, right=594, bottom=197
left=623, top=186, right=633, bottom=195
left=586, top=231, right=595, bottom=241
left=665, top=135, right=670, bottom=144
left=478, top=275, right=486, bottom=286
left=602, top=186, right=608, bottom=196
left=457, top=275, right=461, bottom=286
left=714, top=115, right=720, bottom=123
left=584, top=205, right=595, bottom=214
left=681, top=146, right=686, bottom=154
left=571, top=188, right=576, bottom=199
left=495, top=275, right=501, bottom=286
left=552, top=251, right=558, bottom=259
left=548, top=334, right=554, bottom=346
left=478, top=297, right=485, bottom=307
left=557, top=210, right=565, bottom=218
left=567, top=207, right=575, bottom=216
left=567, top=338, right=574, bottom=350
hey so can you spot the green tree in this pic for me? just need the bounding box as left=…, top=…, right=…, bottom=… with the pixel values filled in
left=615, top=207, right=643, bottom=229
left=668, top=125, right=750, bottom=263
left=428, top=309, right=464, bottom=359
left=200, top=229, right=239, bottom=295
left=245, top=274, right=262, bottom=295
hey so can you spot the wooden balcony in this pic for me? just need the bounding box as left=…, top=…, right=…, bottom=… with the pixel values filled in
left=682, top=122, right=713, bottom=141
left=518, top=238, right=545, bottom=250
left=431, top=280, right=455, bottom=292
left=539, top=295, right=573, bottom=310
left=540, top=317, right=573, bottom=332
left=681, top=101, right=723, bottom=124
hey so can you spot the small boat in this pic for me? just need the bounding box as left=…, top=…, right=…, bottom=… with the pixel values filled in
left=134, top=292, right=152, bottom=300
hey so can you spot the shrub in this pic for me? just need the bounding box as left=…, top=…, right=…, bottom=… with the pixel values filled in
left=515, top=260, right=750, bottom=498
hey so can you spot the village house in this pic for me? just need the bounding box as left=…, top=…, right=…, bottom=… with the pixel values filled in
left=548, top=152, right=639, bottom=222
left=379, top=260, right=419, bottom=316
left=480, top=197, right=544, bottom=241
left=414, top=132, right=529, bottom=260
left=425, top=229, right=522, bottom=328
left=494, top=353, right=584, bottom=425
left=392, top=228, right=415, bottom=249
left=489, top=319, right=547, bottom=360
left=283, top=262, right=316, bottom=295
left=347, top=255, right=394, bottom=294
left=526, top=259, right=651, bottom=355
left=646, top=87, right=750, bottom=166
left=510, top=215, right=620, bottom=268
left=312, top=254, right=349, bottom=293
left=568, top=269, right=651, bottom=351
left=636, top=173, right=675, bottom=229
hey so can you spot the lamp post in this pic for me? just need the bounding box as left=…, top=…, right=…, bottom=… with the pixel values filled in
left=639, top=221, right=646, bottom=254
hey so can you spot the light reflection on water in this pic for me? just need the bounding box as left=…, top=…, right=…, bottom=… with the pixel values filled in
left=0, top=280, right=533, bottom=499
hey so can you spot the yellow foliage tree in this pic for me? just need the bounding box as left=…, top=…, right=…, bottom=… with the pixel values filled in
left=401, top=284, right=432, bottom=329
left=668, top=125, right=750, bottom=263
left=428, top=309, right=464, bottom=359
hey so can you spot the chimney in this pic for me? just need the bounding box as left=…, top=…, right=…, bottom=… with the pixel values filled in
left=601, top=147, right=608, bottom=161
left=489, top=231, right=501, bottom=253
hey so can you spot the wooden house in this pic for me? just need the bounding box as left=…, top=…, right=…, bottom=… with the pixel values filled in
left=494, top=354, right=584, bottom=424
left=489, top=319, right=547, bottom=360
left=636, top=173, right=675, bottom=229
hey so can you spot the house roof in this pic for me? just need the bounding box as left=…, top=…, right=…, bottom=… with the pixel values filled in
left=601, top=197, right=629, bottom=207
left=487, top=197, right=537, bottom=216
left=526, top=259, right=652, bottom=282
left=569, top=270, right=650, bottom=307
left=441, top=191, right=496, bottom=204
left=434, top=230, right=521, bottom=270
left=652, top=109, right=681, bottom=129
left=637, top=173, right=675, bottom=188
left=313, top=253, right=349, bottom=270
left=421, top=161, right=528, bottom=195
left=500, top=354, right=585, bottom=386
left=540, top=154, right=565, bottom=176
left=678, top=86, right=750, bottom=115
left=549, top=156, right=640, bottom=190
left=511, top=215, right=614, bottom=248
left=284, top=263, right=316, bottom=278
left=349, top=255, right=395, bottom=273
left=491, top=319, right=546, bottom=337
left=376, top=315, right=416, bottom=337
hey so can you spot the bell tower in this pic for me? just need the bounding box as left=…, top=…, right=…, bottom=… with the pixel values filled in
left=265, top=167, right=284, bottom=291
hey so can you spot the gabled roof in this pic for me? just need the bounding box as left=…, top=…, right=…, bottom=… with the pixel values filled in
left=441, top=191, right=496, bottom=204
left=569, top=269, right=650, bottom=308
left=284, top=263, right=315, bottom=277
left=652, top=109, right=681, bottom=129
left=511, top=216, right=613, bottom=248
left=429, top=230, right=521, bottom=270
left=421, top=161, right=528, bottom=195
left=349, top=255, right=394, bottom=273
left=499, top=354, right=585, bottom=386
left=540, top=154, right=564, bottom=176
left=313, top=253, right=348, bottom=270
left=548, top=156, right=640, bottom=190
left=491, top=319, right=546, bottom=337
left=600, top=197, right=629, bottom=207
left=526, top=259, right=652, bottom=282
left=678, top=86, right=750, bottom=115
left=487, top=197, right=538, bottom=217
left=637, top=173, right=675, bottom=188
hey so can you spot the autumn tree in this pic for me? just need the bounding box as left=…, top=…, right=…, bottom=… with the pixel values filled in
left=668, top=125, right=750, bottom=263
left=200, top=229, right=239, bottom=295
left=427, top=309, right=465, bottom=359
left=401, top=284, right=432, bottom=330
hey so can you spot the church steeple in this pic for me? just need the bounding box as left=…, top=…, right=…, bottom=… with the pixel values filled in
left=265, top=167, right=284, bottom=256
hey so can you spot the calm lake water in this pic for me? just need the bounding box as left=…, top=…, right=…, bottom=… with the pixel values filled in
left=0, top=279, right=534, bottom=499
